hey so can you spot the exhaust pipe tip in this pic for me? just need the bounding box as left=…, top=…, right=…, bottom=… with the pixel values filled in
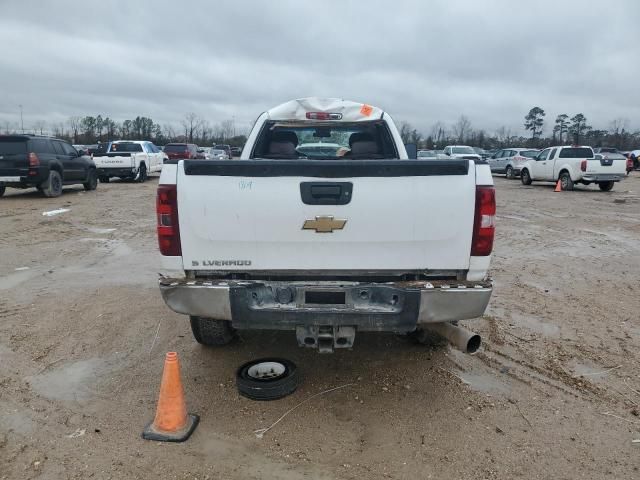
left=466, top=334, right=481, bottom=354
left=425, top=322, right=482, bottom=354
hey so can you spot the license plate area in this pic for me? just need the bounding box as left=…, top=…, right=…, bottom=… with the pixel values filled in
left=242, top=283, right=406, bottom=313
left=305, top=290, right=346, bottom=305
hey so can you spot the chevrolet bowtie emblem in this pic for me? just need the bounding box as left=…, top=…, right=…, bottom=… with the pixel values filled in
left=302, top=216, right=347, bottom=233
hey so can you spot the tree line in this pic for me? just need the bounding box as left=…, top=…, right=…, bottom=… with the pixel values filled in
left=2, top=113, right=247, bottom=147
left=399, top=108, right=639, bottom=151
left=4, top=108, right=639, bottom=151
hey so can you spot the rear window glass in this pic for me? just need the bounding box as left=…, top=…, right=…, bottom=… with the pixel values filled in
left=30, top=139, right=54, bottom=154
left=559, top=147, right=593, bottom=158
left=0, top=139, right=27, bottom=154
left=521, top=150, right=539, bottom=158
left=110, top=142, right=143, bottom=152
left=252, top=120, right=397, bottom=159
left=452, top=147, right=476, bottom=155
left=164, top=144, right=188, bottom=152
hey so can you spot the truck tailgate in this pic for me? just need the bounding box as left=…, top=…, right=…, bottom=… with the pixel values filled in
left=584, top=156, right=627, bottom=175
left=93, top=153, right=133, bottom=168
left=176, top=159, right=476, bottom=271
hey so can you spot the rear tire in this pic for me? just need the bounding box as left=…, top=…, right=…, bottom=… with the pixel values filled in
left=505, top=166, right=514, bottom=179
left=98, top=175, right=110, bottom=183
left=559, top=171, right=574, bottom=191
left=598, top=181, right=614, bottom=191
left=189, top=316, right=236, bottom=346
left=83, top=169, right=98, bottom=191
left=41, top=170, right=63, bottom=197
left=135, top=163, right=147, bottom=183
left=0, top=186, right=5, bottom=197
left=521, top=169, right=532, bottom=185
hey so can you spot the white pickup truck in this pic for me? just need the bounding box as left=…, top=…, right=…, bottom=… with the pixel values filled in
left=157, top=98, right=495, bottom=353
left=93, top=140, right=165, bottom=183
left=520, top=145, right=627, bottom=191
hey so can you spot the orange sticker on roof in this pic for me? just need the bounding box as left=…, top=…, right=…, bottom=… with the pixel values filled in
left=360, top=104, right=373, bottom=117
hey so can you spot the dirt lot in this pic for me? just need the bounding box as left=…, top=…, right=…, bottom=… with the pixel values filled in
left=1, top=173, right=639, bottom=479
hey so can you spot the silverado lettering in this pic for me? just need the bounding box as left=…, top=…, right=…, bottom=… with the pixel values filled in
left=201, top=260, right=252, bottom=266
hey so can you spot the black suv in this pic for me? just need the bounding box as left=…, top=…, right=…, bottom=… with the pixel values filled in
left=0, top=135, right=98, bottom=198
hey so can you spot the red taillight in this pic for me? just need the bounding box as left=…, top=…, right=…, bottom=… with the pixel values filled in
left=305, top=112, right=343, bottom=120
left=471, top=186, right=496, bottom=256
left=28, top=152, right=40, bottom=166
left=580, top=160, right=587, bottom=172
left=156, top=184, right=181, bottom=256
left=28, top=152, right=40, bottom=175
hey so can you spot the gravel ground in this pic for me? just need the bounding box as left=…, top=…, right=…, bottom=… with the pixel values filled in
left=1, top=173, right=639, bottom=479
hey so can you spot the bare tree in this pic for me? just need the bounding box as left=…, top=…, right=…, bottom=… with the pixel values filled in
left=162, top=124, right=177, bottom=142
left=452, top=115, right=472, bottom=143
left=52, top=122, right=67, bottom=138
left=495, top=126, right=512, bottom=147
left=181, top=113, right=202, bottom=143
left=609, top=118, right=628, bottom=135
left=33, top=120, right=47, bottom=135
left=219, top=119, right=235, bottom=141
left=68, top=116, right=82, bottom=143
left=3, top=121, right=18, bottom=134
left=198, top=119, right=212, bottom=145
left=430, top=121, right=447, bottom=147
left=398, top=121, right=413, bottom=144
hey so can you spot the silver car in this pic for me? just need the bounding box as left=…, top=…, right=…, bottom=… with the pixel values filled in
left=488, top=148, right=539, bottom=179
left=210, top=148, right=229, bottom=160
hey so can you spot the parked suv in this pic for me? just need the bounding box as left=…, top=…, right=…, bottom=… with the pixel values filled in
left=0, top=135, right=98, bottom=198
left=163, top=143, right=203, bottom=160
left=489, top=148, right=539, bottom=179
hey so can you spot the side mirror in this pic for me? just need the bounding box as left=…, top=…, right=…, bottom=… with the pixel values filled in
left=404, top=143, right=417, bottom=159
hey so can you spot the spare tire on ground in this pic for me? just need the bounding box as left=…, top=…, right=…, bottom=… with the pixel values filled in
left=236, top=358, right=299, bottom=401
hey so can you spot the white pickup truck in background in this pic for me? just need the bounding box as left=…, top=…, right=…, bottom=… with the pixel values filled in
left=520, top=145, right=627, bottom=191
left=156, top=98, right=495, bottom=353
left=93, top=140, right=165, bottom=183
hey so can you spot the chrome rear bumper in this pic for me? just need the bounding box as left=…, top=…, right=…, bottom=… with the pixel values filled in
left=159, top=277, right=492, bottom=331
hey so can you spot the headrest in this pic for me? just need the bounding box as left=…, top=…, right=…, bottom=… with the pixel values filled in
left=271, top=130, right=298, bottom=146
left=268, top=141, right=297, bottom=156
left=350, top=141, right=379, bottom=156
left=348, top=132, right=374, bottom=147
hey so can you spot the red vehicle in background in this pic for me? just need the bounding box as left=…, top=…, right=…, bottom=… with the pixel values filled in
left=163, top=143, right=204, bottom=160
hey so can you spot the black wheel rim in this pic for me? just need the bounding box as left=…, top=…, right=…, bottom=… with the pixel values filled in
left=53, top=175, right=61, bottom=192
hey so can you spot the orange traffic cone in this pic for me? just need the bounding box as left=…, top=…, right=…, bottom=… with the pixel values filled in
left=142, top=352, right=199, bottom=442
left=554, top=180, right=562, bottom=192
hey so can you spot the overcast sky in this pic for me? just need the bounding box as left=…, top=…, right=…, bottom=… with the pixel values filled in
left=1, top=0, right=638, bottom=137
